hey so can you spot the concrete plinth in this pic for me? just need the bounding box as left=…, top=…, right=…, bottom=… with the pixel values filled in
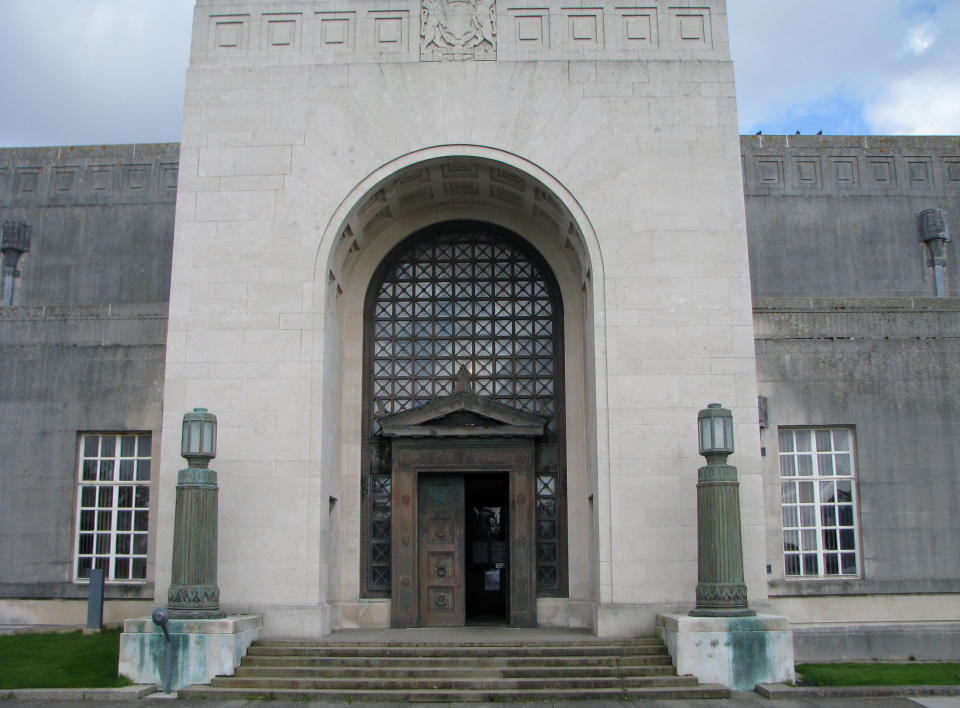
left=657, top=613, right=794, bottom=691
left=119, top=614, right=261, bottom=691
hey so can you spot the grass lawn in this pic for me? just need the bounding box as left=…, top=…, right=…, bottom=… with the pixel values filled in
left=796, top=662, right=960, bottom=686
left=0, top=629, right=131, bottom=689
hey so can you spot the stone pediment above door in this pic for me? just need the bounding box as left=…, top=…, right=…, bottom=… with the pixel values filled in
left=377, top=369, right=547, bottom=439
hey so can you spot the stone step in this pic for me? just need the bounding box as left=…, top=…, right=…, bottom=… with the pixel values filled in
left=242, top=653, right=675, bottom=668
left=256, top=636, right=665, bottom=648
left=234, top=664, right=679, bottom=679
left=212, top=675, right=699, bottom=690
left=179, top=684, right=731, bottom=702
left=245, top=643, right=669, bottom=657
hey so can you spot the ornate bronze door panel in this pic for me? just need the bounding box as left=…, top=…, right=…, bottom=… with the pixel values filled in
left=417, top=475, right=465, bottom=626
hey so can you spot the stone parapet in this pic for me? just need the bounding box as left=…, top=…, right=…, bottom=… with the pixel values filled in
left=189, top=0, right=730, bottom=66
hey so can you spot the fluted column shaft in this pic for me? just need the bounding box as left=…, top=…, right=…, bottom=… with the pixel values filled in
left=690, top=462, right=755, bottom=617
left=167, top=467, right=224, bottom=619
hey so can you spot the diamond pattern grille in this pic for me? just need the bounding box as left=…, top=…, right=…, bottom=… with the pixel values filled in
left=362, top=226, right=565, bottom=597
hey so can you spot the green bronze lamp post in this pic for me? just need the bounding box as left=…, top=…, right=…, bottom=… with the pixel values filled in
left=167, top=407, right=224, bottom=619
left=690, top=403, right=755, bottom=617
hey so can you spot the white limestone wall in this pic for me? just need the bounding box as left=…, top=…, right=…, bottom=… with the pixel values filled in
left=157, top=0, right=765, bottom=635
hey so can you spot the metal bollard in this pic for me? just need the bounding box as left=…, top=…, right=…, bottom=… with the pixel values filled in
left=86, top=569, right=104, bottom=630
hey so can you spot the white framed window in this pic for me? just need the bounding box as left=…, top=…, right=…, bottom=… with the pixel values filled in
left=74, top=433, right=151, bottom=581
left=778, top=427, right=859, bottom=577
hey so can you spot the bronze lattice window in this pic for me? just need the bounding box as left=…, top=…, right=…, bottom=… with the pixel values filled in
left=361, top=221, right=566, bottom=597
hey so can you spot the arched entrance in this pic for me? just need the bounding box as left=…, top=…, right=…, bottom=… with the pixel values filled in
left=317, top=150, right=605, bottom=630
left=362, top=222, right=563, bottom=626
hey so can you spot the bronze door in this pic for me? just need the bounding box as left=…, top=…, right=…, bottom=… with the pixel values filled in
left=417, top=474, right=465, bottom=626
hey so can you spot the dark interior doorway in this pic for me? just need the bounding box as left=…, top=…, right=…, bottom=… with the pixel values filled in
left=465, top=473, right=509, bottom=624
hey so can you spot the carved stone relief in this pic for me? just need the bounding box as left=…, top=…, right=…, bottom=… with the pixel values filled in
left=421, top=0, right=496, bottom=61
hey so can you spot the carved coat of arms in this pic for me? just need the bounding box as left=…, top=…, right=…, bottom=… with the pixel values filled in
left=421, top=0, right=496, bottom=61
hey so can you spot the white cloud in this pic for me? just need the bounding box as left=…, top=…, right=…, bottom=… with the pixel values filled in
left=866, top=70, right=960, bottom=134
left=728, top=0, right=960, bottom=135
left=904, top=24, right=936, bottom=55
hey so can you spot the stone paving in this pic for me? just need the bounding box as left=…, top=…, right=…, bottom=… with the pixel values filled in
left=4, top=693, right=960, bottom=707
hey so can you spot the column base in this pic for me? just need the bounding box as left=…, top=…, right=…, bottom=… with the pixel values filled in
left=118, top=614, right=262, bottom=691
left=657, top=612, right=795, bottom=691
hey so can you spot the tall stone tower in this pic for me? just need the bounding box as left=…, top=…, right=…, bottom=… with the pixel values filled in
left=156, top=0, right=766, bottom=639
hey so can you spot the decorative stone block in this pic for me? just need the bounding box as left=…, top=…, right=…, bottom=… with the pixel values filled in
left=867, top=156, right=896, bottom=185
left=562, top=8, right=604, bottom=48
left=617, top=7, right=658, bottom=46
left=263, top=13, right=302, bottom=51
left=669, top=6, right=711, bottom=47
left=508, top=7, right=549, bottom=48
left=369, top=10, right=409, bottom=51
left=658, top=613, right=795, bottom=691
left=118, top=614, right=262, bottom=691
left=830, top=157, right=859, bottom=187
left=315, top=12, right=356, bottom=51
left=210, top=14, right=250, bottom=52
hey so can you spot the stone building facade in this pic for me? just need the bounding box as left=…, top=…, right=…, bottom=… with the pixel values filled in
left=0, top=0, right=957, bottom=661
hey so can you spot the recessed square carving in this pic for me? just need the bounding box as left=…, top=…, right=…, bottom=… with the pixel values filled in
left=867, top=157, right=896, bottom=185
left=315, top=12, right=356, bottom=50
left=14, top=168, right=40, bottom=195
left=562, top=8, right=603, bottom=46
left=906, top=157, right=933, bottom=188
left=945, top=159, right=960, bottom=183
left=830, top=157, right=859, bottom=187
left=491, top=167, right=525, bottom=190
left=368, top=10, right=408, bottom=51
left=264, top=14, right=301, bottom=50
left=122, top=165, right=150, bottom=192
left=617, top=7, right=657, bottom=45
left=793, top=157, right=821, bottom=188
left=441, top=162, right=479, bottom=179
left=669, top=6, right=711, bottom=47
left=51, top=167, right=78, bottom=193
left=754, top=157, right=783, bottom=186
left=88, top=165, right=114, bottom=192
left=518, top=16, right=543, bottom=41
left=210, top=14, right=249, bottom=52
left=160, top=163, right=178, bottom=191
left=509, top=8, right=549, bottom=47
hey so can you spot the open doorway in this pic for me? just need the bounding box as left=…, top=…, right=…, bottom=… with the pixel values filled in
left=465, top=473, right=509, bottom=625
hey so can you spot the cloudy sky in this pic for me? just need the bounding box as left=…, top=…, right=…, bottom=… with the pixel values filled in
left=1, top=0, right=959, bottom=147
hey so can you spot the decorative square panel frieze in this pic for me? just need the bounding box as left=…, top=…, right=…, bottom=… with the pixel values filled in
left=369, top=10, right=409, bottom=52
left=315, top=11, right=356, bottom=51
left=905, top=157, right=933, bottom=190
left=122, top=165, right=150, bottom=193
left=945, top=158, right=960, bottom=184
left=508, top=7, right=549, bottom=49
left=753, top=156, right=783, bottom=187
left=867, top=156, right=896, bottom=186
left=561, top=7, right=604, bottom=48
left=830, top=157, right=859, bottom=188
left=668, top=6, right=711, bottom=48
left=210, top=14, right=250, bottom=53
left=51, top=166, right=78, bottom=194
left=615, top=6, right=658, bottom=46
left=13, top=167, right=41, bottom=196
left=792, top=157, right=822, bottom=189
left=88, top=165, right=114, bottom=193
left=262, top=13, right=302, bottom=52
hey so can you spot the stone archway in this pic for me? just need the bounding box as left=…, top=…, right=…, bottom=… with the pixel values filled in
left=312, top=150, right=607, bottom=630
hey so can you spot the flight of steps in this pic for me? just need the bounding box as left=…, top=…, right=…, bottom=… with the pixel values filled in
left=178, top=635, right=730, bottom=702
